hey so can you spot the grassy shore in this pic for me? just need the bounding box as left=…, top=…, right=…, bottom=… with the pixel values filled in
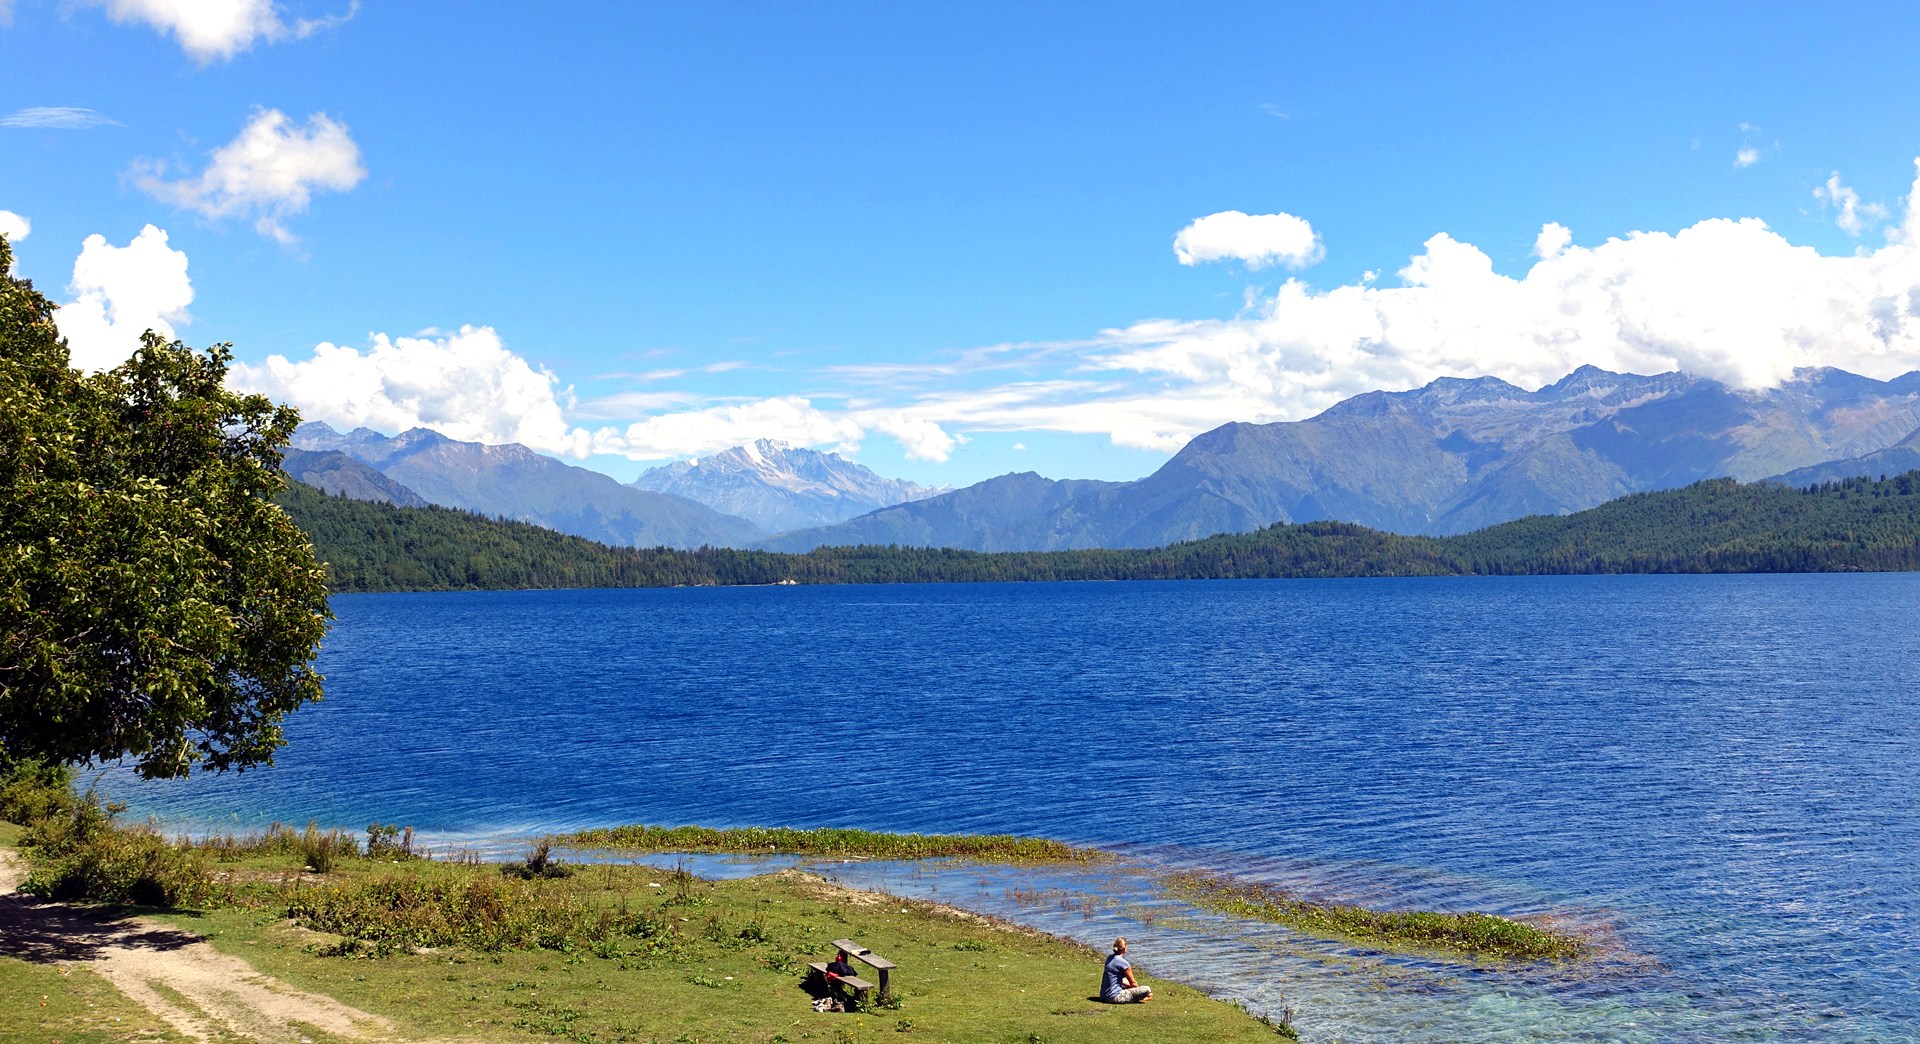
left=558, top=824, right=1104, bottom=863
left=0, top=812, right=1284, bottom=1042
left=1164, top=869, right=1588, bottom=962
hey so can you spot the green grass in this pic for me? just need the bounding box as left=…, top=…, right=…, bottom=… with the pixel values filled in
left=148, top=859, right=1279, bottom=1042
left=1164, top=869, right=1588, bottom=962
left=2, top=822, right=1280, bottom=1042
left=0, top=955, right=185, bottom=1043
left=558, top=824, right=1105, bottom=863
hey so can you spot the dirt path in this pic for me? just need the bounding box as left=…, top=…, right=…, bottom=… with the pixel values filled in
left=0, top=848, right=404, bottom=1042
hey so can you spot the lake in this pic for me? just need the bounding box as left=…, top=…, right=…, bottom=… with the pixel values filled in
left=108, top=575, right=1920, bottom=1041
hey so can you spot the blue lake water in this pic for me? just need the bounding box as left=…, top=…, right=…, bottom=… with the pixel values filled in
left=107, top=575, right=1920, bottom=1041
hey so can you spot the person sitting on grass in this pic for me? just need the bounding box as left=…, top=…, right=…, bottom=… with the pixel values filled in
left=1101, top=936, right=1153, bottom=1003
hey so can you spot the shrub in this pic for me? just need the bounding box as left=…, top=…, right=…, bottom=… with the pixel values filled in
left=21, top=788, right=120, bottom=856
left=286, top=869, right=665, bottom=956
left=0, top=758, right=76, bottom=825
left=500, top=840, right=571, bottom=880
left=20, top=797, right=215, bottom=909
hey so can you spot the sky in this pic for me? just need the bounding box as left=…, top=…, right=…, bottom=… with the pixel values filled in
left=6, top=2, right=1920, bottom=488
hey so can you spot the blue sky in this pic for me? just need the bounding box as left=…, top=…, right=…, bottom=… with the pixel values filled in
left=6, top=2, right=1920, bottom=487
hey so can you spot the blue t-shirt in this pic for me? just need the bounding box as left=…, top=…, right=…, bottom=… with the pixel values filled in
left=1101, top=953, right=1131, bottom=1000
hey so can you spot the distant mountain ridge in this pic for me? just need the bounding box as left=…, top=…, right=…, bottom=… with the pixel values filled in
left=288, top=422, right=763, bottom=550
left=631, top=439, right=945, bottom=532
left=762, top=365, right=1920, bottom=552
left=279, top=470, right=1920, bottom=593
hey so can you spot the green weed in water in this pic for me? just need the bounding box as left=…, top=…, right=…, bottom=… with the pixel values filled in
left=556, top=824, right=1102, bottom=863
left=1163, top=870, right=1587, bottom=962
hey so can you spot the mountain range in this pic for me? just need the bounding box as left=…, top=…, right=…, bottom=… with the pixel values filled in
left=629, top=439, right=944, bottom=532
left=287, top=365, right=1920, bottom=554
left=756, top=365, right=1920, bottom=551
left=287, top=423, right=763, bottom=549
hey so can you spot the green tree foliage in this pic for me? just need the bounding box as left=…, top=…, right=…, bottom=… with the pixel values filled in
left=0, top=235, right=331, bottom=779
left=279, top=469, right=1920, bottom=593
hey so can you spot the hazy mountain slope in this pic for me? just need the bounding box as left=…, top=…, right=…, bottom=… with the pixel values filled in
left=751, top=472, right=1122, bottom=552
left=1771, top=425, right=1920, bottom=486
left=632, top=440, right=943, bottom=531
left=291, top=423, right=763, bottom=549
left=282, top=448, right=428, bottom=507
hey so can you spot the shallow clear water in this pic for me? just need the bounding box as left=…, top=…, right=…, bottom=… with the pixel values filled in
left=108, top=575, right=1920, bottom=1041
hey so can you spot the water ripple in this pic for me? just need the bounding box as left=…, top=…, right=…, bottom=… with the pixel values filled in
left=107, top=574, right=1920, bottom=1042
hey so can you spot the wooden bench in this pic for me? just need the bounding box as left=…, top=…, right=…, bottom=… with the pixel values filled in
left=806, top=961, right=876, bottom=1008
left=832, top=938, right=898, bottom=1003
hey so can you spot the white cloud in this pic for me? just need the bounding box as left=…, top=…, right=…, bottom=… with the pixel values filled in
left=57, top=225, right=194, bottom=371
left=135, top=108, right=365, bottom=242
left=225, top=158, right=1920, bottom=472
left=1, top=106, right=122, bottom=129
left=83, top=0, right=355, bottom=63
left=595, top=397, right=866, bottom=460
left=1173, top=210, right=1322, bottom=270
left=872, top=414, right=964, bottom=462
left=1533, top=221, right=1572, bottom=259
left=1733, top=123, right=1777, bottom=170
left=1093, top=162, right=1920, bottom=427
left=1813, top=172, right=1887, bottom=237
left=0, top=210, right=28, bottom=242
left=229, top=326, right=593, bottom=455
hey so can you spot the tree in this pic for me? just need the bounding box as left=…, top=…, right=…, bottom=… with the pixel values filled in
left=0, top=234, right=332, bottom=779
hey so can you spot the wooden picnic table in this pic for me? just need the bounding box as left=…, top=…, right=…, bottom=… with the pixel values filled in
left=832, top=938, right=897, bottom=1002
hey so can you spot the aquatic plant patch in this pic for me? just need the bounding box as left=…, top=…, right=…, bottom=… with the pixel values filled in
left=1162, top=870, right=1588, bottom=962
left=557, top=823, right=1104, bottom=863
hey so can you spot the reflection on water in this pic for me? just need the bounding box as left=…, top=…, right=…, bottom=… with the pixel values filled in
left=107, top=575, right=1920, bottom=1041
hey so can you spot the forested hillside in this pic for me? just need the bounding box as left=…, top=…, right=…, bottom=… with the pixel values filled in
left=279, top=472, right=1920, bottom=593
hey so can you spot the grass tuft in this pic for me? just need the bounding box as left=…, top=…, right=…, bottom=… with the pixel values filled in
left=1163, top=870, right=1588, bottom=962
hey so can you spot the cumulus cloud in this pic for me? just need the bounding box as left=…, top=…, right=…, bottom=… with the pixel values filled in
left=1734, top=147, right=1760, bottom=169
left=228, top=321, right=973, bottom=463
left=57, top=225, right=194, bottom=371
left=1813, top=172, right=1887, bottom=237
left=1173, top=210, right=1322, bottom=270
left=1092, top=161, right=1920, bottom=429
left=135, top=108, right=365, bottom=242
left=83, top=0, right=355, bottom=63
left=1, top=106, right=122, bottom=129
left=1533, top=221, right=1571, bottom=259
left=871, top=414, right=964, bottom=461
left=0, top=210, right=28, bottom=242
left=227, top=158, right=1920, bottom=470
left=229, top=326, right=592, bottom=454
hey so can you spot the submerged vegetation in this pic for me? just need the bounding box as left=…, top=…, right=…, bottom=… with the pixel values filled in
left=559, top=823, right=1104, bottom=862
left=1164, top=869, right=1588, bottom=962
left=282, top=471, right=1920, bottom=592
